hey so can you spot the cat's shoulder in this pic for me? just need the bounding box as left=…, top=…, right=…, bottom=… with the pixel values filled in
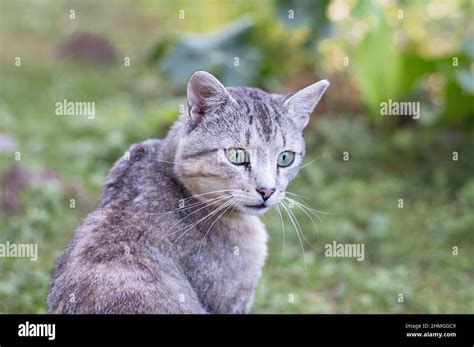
left=99, top=138, right=162, bottom=207
left=127, top=138, right=162, bottom=160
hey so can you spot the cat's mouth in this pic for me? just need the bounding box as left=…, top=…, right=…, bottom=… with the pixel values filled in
left=243, top=203, right=267, bottom=209
left=240, top=203, right=270, bottom=215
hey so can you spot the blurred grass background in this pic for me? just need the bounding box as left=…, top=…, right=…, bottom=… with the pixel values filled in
left=0, top=0, right=473, bottom=313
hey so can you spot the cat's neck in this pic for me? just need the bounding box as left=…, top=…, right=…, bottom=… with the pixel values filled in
left=158, top=114, right=186, bottom=176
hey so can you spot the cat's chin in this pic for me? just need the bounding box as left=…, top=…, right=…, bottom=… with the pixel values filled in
left=238, top=204, right=270, bottom=216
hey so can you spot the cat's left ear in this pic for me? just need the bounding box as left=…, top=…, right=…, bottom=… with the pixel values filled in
left=283, top=79, right=329, bottom=130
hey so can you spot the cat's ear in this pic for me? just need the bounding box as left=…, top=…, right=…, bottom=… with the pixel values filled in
left=187, top=71, right=234, bottom=122
left=283, top=79, right=329, bottom=130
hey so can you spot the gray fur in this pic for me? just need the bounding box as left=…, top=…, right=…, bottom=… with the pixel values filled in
left=48, top=71, right=329, bottom=314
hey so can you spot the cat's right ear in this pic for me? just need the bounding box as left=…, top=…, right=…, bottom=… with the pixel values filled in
left=187, top=71, right=234, bottom=123
left=283, top=79, right=329, bottom=130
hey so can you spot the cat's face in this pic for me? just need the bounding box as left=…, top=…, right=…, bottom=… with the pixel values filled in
left=174, top=71, right=329, bottom=216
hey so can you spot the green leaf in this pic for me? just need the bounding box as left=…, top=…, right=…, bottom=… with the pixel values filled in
left=154, top=17, right=260, bottom=90
left=353, top=19, right=401, bottom=121
left=456, top=70, right=474, bottom=94
left=276, top=0, right=331, bottom=43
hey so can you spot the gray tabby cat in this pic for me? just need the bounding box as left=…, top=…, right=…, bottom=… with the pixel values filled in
left=47, top=71, right=329, bottom=314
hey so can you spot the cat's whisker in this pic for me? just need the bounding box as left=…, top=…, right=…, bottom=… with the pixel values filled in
left=195, top=199, right=236, bottom=257
left=170, top=197, right=234, bottom=243
left=173, top=202, right=234, bottom=243
left=127, top=195, right=230, bottom=217
left=180, top=189, right=237, bottom=202
left=285, top=191, right=311, bottom=201
left=174, top=193, right=233, bottom=210
left=166, top=195, right=233, bottom=237
left=281, top=201, right=309, bottom=280
left=292, top=201, right=326, bottom=227
left=299, top=156, right=320, bottom=169
left=275, top=205, right=287, bottom=271
left=286, top=200, right=322, bottom=248
left=285, top=198, right=321, bottom=239
left=283, top=200, right=314, bottom=250
left=155, top=159, right=188, bottom=166
left=156, top=194, right=229, bottom=215
left=142, top=190, right=238, bottom=216
left=284, top=197, right=323, bottom=225
left=285, top=192, right=331, bottom=215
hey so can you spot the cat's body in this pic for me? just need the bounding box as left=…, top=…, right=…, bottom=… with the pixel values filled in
left=48, top=72, right=328, bottom=313
left=48, top=137, right=267, bottom=313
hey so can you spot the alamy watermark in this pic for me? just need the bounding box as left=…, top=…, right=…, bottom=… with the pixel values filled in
left=324, top=241, right=365, bottom=261
left=380, top=99, right=420, bottom=120
left=55, top=99, right=95, bottom=119
left=18, top=321, right=55, bottom=340
left=0, top=241, right=38, bottom=261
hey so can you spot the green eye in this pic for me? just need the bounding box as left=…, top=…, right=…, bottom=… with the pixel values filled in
left=277, top=151, right=295, bottom=167
left=226, top=148, right=249, bottom=165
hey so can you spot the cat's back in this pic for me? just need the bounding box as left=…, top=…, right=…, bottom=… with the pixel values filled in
left=48, top=139, right=206, bottom=313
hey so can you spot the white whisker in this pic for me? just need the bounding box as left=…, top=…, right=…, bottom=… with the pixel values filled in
left=276, top=205, right=287, bottom=271
left=281, top=201, right=309, bottom=280
left=167, top=195, right=233, bottom=237
left=195, top=200, right=236, bottom=257
left=155, top=159, right=188, bottom=166
left=180, top=189, right=237, bottom=202
left=284, top=200, right=314, bottom=250
left=286, top=192, right=331, bottom=215
left=299, top=156, right=320, bottom=169
left=170, top=197, right=233, bottom=244
left=285, top=197, right=323, bottom=227
left=286, top=199, right=321, bottom=242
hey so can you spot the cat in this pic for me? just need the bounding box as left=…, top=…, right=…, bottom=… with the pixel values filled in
left=47, top=71, right=329, bottom=314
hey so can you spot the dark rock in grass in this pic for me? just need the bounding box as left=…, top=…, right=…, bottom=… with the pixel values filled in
left=1, top=165, right=32, bottom=214
left=1, top=165, right=93, bottom=214
left=56, top=32, right=117, bottom=65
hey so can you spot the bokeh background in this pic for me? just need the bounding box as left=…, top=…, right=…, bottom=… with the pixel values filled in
left=0, top=0, right=473, bottom=313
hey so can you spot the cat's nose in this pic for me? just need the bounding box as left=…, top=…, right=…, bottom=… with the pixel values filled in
left=256, top=187, right=275, bottom=201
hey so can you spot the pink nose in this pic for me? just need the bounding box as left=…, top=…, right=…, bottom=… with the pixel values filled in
left=256, top=188, right=275, bottom=201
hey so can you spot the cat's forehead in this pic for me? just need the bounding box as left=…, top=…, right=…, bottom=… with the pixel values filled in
left=192, top=86, right=302, bottom=151
left=228, top=88, right=298, bottom=144
left=229, top=88, right=287, bottom=124
left=228, top=87, right=282, bottom=109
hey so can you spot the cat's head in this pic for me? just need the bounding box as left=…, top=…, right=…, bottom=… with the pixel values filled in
left=174, top=71, right=329, bottom=216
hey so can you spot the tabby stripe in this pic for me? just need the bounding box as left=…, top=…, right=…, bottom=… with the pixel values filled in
left=181, top=149, right=217, bottom=160
left=181, top=172, right=222, bottom=178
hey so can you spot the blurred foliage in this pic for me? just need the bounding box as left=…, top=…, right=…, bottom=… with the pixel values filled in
left=0, top=0, right=473, bottom=314
left=276, top=0, right=331, bottom=46
left=353, top=18, right=401, bottom=122
left=151, top=16, right=261, bottom=88
left=149, top=0, right=473, bottom=126
left=325, top=0, right=473, bottom=126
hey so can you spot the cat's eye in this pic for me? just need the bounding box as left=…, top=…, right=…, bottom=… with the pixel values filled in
left=225, top=148, right=249, bottom=165
left=277, top=151, right=295, bottom=167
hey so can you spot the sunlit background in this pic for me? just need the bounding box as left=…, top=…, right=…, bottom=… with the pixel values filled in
left=0, top=0, right=473, bottom=313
